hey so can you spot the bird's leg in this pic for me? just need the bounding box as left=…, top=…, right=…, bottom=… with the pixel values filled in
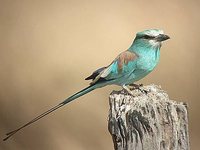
left=122, top=85, right=134, bottom=96
left=129, top=83, right=148, bottom=94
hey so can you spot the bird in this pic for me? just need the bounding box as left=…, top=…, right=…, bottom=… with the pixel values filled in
left=3, top=29, right=170, bottom=141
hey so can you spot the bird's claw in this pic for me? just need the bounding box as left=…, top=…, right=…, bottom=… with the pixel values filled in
left=140, top=88, right=148, bottom=94
left=129, top=83, right=148, bottom=94
left=129, top=83, right=143, bottom=90
left=122, top=85, right=134, bottom=96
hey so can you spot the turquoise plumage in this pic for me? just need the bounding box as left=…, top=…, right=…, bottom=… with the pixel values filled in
left=3, top=29, right=170, bottom=141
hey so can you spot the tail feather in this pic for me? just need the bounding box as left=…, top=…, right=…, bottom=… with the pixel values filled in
left=61, top=85, right=95, bottom=105
left=3, top=85, right=96, bottom=141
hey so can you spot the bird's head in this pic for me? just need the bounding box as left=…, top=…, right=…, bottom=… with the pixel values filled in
left=132, top=29, right=170, bottom=49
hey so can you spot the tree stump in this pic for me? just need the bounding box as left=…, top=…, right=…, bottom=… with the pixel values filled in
left=108, top=84, right=189, bottom=150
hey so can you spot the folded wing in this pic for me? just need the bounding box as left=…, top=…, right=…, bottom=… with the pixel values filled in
left=85, top=50, right=138, bottom=85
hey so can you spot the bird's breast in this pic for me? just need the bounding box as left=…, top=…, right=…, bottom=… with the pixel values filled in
left=137, top=50, right=160, bottom=71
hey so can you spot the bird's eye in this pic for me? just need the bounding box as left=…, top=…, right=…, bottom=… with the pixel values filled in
left=142, top=35, right=155, bottom=39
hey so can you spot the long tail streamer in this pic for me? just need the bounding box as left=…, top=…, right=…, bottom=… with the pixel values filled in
left=3, top=85, right=95, bottom=141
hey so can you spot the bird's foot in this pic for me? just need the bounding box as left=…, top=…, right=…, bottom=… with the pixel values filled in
left=129, top=83, right=148, bottom=94
left=122, top=85, right=134, bottom=96
left=129, top=83, right=143, bottom=90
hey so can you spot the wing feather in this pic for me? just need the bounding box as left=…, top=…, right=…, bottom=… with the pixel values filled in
left=88, top=50, right=138, bottom=85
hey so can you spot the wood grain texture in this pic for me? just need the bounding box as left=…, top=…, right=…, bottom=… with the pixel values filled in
left=108, top=84, right=189, bottom=150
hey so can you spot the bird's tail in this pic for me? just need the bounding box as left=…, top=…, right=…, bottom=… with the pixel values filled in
left=3, top=84, right=96, bottom=141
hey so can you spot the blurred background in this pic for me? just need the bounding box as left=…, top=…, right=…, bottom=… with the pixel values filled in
left=0, top=0, right=199, bottom=149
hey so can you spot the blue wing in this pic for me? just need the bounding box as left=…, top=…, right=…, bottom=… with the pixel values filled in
left=86, top=50, right=138, bottom=85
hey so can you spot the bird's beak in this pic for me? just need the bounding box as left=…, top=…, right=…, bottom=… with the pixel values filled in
left=155, top=34, right=170, bottom=42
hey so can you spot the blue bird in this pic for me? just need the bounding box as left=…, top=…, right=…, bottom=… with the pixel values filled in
left=3, top=29, right=170, bottom=141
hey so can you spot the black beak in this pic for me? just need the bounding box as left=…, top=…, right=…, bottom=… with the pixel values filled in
left=155, top=34, right=170, bottom=42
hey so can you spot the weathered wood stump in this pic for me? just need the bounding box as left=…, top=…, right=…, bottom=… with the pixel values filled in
left=108, top=84, right=189, bottom=150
